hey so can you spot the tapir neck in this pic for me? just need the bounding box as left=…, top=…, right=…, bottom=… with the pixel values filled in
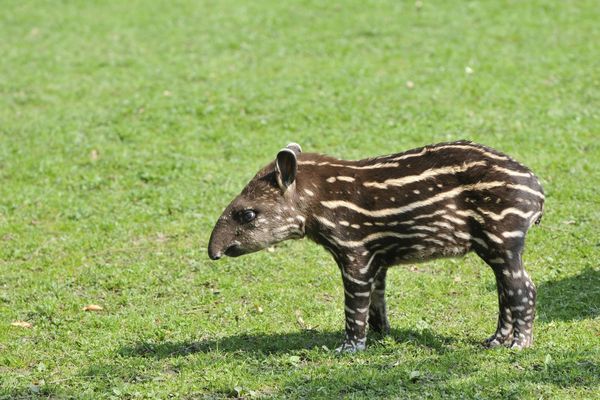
left=294, top=153, right=360, bottom=244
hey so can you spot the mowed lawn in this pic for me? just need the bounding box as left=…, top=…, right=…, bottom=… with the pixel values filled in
left=1, top=0, right=599, bottom=398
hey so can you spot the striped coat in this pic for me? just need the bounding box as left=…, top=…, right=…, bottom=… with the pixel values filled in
left=208, top=140, right=544, bottom=352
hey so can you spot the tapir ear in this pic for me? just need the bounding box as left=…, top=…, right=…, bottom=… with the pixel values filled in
left=286, top=142, right=302, bottom=155
left=275, top=144, right=300, bottom=191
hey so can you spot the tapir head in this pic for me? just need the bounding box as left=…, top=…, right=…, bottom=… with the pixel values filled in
left=207, top=143, right=306, bottom=260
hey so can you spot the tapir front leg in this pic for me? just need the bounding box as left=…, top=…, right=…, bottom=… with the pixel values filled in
left=336, top=261, right=376, bottom=353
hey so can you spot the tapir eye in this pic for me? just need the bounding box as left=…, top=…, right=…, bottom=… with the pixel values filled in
left=241, top=209, right=257, bottom=223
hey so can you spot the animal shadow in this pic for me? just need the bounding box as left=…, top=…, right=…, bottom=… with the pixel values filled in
left=118, top=328, right=458, bottom=359
left=537, top=268, right=600, bottom=321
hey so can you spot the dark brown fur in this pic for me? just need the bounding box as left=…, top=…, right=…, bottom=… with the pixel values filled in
left=208, top=141, right=544, bottom=351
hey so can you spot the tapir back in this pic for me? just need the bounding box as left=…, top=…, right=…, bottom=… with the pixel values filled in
left=298, top=141, right=544, bottom=266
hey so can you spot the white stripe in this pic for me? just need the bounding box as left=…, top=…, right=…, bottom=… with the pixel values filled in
left=476, top=207, right=533, bottom=221
left=387, top=143, right=509, bottom=162
left=344, top=289, right=355, bottom=299
left=358, top=251, right=380, bottom=274
left=390, top=144, right=509, bottom=162
left=388, top=147, right=428, bottom=161
left=359, top=246, right=395, bottom=274
left=431, top=221, right=453, bottom=230
left=321, top=181, right=506, bottom=218
left=363, top=161, right=487, bottom=189
left=339, top=221, right=350, bottom=227
left=354, top=291, right=371, bottom=297
left=342, top=270, right=372, bottom=285
left=299, top=160, right=399, bottom=169
left=454, top=231, right=471, bottom=240
left=300, top=145, right=519, bottom=177
left=408, top=225, right=439, bottom=232
left=442, top=214, right=465, bottom=225
left=492, top=165, right=532, bottom=178
left=337, top=176, right=356, bottom=182
left=502, top=230, right=524, bottom=238
left=356, top=307, right=369, bottom=313
left=472, top=237, right=489, bottom=249
left=326, top=177, right=336, bottom=183
left=506, top=184, right=545, bottom=199
left=304, top=189, right=315, bottom=196
left=274, top=224, right=299, bottom=233
left=437, top=233, right=456, bottom=242
left=454, top=231, right=488, bottom=249
left=330, top=231, right=427, bottom=248
left=529, top=211, right=542, bottom=226
left=344, top=305, right=355, bottom=314
left=454, top=209, right=485, bottom=224
left=439, top=144, right=509, bottom=160
left=424, top=238, right=444, bottom=246
left=315, top=215, right=336, bottom=229
left=483, top=230, right=504, bottom=244
left=414, top=210, right=446, bottom=220
left=355, top=320, right=365, bottom=326
left=489, top=257, right=504, bottom=264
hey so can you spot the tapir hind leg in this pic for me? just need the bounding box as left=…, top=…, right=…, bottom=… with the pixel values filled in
left=479, top=242, right=536, bottom=349
left=368, top=267, right=390, bottom=335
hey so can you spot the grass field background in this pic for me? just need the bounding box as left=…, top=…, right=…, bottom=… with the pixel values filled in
left=1, top=0, right=599, bottom=398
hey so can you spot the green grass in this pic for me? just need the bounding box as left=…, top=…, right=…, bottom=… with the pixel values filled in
left=1, top=0, right=599, bottom=398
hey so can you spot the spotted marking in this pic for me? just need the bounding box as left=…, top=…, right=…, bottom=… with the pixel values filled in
left=502, top=230, right=524, bottom=238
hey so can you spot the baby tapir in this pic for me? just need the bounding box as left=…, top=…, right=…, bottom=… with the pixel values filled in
left=208, top=141, right=544, bottom=352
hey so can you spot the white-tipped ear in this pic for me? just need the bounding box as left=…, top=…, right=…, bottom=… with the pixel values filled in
left=275, top=148, right=298, bottom=191
left=286, top=143, right=302, bottom=155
